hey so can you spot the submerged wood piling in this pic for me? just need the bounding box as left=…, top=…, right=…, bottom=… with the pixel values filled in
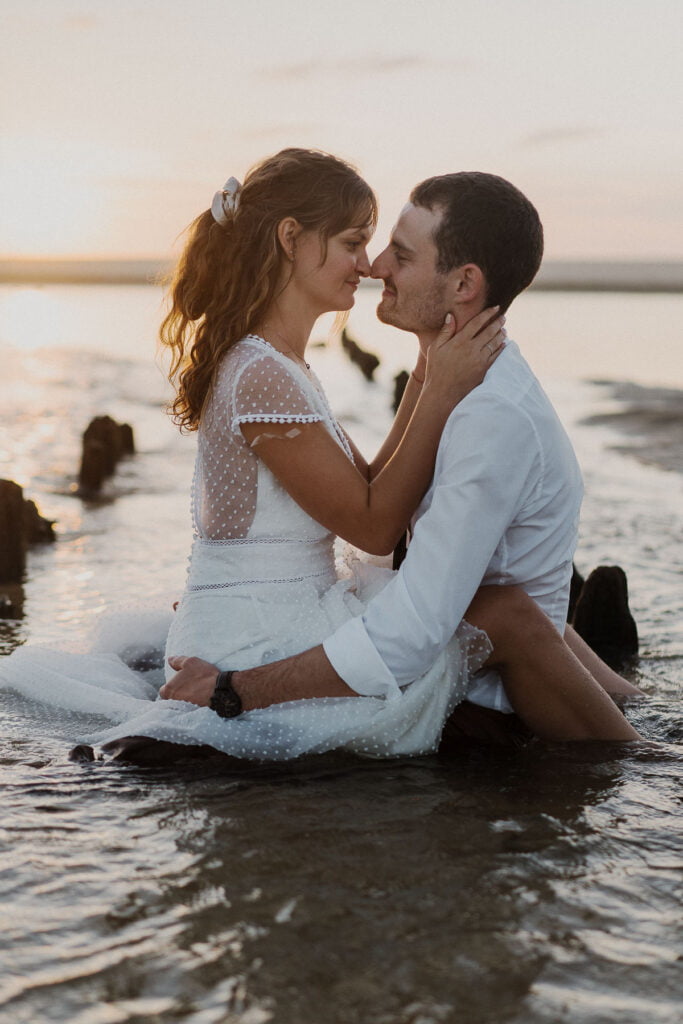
left=570, top=565, right=639, bottom=671
left=341, top=328, right=380, bottom=381
left=0, top=479, right=55, bottom=584
left=78, top=415, right=136, bottom=496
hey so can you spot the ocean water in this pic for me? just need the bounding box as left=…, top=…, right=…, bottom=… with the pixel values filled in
left=0, top=283, right=682, bottom=1024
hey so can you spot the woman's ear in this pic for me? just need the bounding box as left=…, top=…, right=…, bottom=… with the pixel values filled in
left=450, top=263, right=486, bottom=304
left=276, top=217, right=301, bottom=261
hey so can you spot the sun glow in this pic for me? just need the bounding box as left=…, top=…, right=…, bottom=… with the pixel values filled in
left=0, top=147, right=108, bottom=256
left=0, top=288, right=71, bottom=351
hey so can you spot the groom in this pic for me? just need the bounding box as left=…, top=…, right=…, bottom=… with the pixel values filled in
left=160, top=171, right=638, bottom=743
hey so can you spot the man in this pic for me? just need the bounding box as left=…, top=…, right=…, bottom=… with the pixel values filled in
left=160, top=172, right=640, bottom=744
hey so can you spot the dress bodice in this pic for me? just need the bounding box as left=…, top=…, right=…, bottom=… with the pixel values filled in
left=192, top=335, right=353, bottom=545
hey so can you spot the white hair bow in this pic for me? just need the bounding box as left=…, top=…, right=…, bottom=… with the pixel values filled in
left=210, top=176, right=242, bottom=225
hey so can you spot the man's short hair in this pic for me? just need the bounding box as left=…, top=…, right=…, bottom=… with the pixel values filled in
left=410, top=172, right=543, bottom=312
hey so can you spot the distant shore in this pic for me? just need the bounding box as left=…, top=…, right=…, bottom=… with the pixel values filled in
left=1, top=257, right=683, bottom=292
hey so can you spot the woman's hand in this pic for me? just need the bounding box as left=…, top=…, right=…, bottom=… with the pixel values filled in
left=424, top=307, right=506, bottom=404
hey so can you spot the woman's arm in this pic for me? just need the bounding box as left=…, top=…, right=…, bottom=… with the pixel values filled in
left=338, top=353, right=428, bottom=481
left=368, top=350, right=428, bottom=478
left=241, top=309, right=504, bottom=555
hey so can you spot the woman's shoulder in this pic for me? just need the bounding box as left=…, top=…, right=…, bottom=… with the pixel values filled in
left=219, top=336, right=313, bottom=389
left=213, top=337, right=323, bottom=414
left=214, top=335, right=270, bottom=384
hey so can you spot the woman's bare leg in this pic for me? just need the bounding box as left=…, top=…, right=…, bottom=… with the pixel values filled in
left=563, top=624, right=643, bottom=696
left=465, top=587, right=642, bottom=742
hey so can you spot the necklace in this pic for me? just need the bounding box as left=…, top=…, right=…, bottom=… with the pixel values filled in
left=258, top=324, right=311, bottom=370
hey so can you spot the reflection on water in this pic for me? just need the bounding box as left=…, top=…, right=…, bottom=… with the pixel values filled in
left=2, top=730, right=681, bottom=1024
left=0, top=284, right=681, bottom=1023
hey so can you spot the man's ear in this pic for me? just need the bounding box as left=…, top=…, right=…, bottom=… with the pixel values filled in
left=450, top=263, right=486, bottom=304
left=276, top=217, right=302, bottom=260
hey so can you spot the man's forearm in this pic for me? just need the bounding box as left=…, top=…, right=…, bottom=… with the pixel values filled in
left=235, top=645, right=358, bottom=710
left=162, top=646, right=358, bottom=710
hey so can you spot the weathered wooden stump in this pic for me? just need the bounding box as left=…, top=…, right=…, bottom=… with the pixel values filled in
left=392, top=370, right=410, bottom=413
left=78, top=415, right=136, bottom=495
left=119, top=422, right=135, bottom=455
left=23, top=498, right=56, bottom=544
left=341, top=328, right=380, bottom=381
left=0, top=479, right=56, bottom=583
left=567, top=563, right=585, bottom=622
left=0, top=479, right=25, bottom=583
left=571, top=564, right=638, bottom=671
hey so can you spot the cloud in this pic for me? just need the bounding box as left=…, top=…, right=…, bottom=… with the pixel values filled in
left=63, top=14, right=98, bottom=30
left=521, top=126, right=607, bottom=147
left=262, top=55, right=464, bottom=81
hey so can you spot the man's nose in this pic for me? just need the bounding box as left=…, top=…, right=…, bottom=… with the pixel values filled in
left=370, top=248, right=389, bottom=279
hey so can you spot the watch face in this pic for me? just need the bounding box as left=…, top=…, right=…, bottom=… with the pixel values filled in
left=210, top=686, right=242, bottom=719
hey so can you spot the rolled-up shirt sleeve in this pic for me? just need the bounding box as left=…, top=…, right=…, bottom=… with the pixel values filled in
left=323, top=394, right=541, bottom=696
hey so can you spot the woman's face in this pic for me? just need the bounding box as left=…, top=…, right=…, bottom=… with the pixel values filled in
left=291, top=223, right=373, bottom=315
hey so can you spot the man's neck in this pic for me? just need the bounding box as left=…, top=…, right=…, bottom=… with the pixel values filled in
left=415, top=303, right=483, bottom=355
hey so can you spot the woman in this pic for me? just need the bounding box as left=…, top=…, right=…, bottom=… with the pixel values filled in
left=0, top=149, right=640, bottom=756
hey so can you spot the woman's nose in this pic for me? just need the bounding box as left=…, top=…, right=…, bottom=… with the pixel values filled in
left=356, top=249, right=371, bottom=277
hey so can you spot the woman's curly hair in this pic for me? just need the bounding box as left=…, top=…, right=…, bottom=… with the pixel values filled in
left=159, top=148, right=377, bottom=431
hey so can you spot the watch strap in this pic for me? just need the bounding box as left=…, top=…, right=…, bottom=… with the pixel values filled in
left=209, top=670, right=243, bottom=719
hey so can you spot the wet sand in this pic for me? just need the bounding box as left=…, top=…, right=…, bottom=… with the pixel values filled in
left=582, top=381, right=683, bottom=474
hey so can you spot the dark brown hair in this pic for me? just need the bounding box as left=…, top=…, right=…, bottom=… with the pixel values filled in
left=410, top=171, right=543, bottom=312
left=160, top=148, right=377, bottom=431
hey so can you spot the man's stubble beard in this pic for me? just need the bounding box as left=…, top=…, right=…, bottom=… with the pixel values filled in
left=376, top=276, right=449, bottom=335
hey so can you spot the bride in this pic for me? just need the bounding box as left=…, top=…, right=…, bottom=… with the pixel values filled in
left=0, top=149, right=640, bottom=758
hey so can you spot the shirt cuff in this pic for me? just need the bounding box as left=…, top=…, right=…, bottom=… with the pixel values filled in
left=323, top=616, right=402, bottom=700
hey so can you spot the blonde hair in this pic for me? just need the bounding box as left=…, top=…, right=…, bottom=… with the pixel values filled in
left=160, top=148, right=377, bottom=431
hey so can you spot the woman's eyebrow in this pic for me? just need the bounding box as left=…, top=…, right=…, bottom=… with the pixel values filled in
left=347, top=226, right=372, bottom=240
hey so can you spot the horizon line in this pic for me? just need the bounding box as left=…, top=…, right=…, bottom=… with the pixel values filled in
left=1, top=257, right=683, bottom=293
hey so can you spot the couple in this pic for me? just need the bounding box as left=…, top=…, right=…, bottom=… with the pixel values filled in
left=1, top=147, right=641, bottom=756
left=116, top=147, right=641, bottom=758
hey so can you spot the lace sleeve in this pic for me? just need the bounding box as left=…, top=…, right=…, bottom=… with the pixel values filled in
left=229, top=352, right=324, bottom=434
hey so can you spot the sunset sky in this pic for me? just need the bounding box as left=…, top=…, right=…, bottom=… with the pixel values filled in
left=2, top=0, right=682, bottom=261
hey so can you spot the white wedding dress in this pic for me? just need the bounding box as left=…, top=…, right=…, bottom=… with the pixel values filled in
left=0, top=336, right=490, bottom=760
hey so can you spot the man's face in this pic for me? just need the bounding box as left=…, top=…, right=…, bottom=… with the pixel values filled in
left=371, top=203, right=450, bottom=334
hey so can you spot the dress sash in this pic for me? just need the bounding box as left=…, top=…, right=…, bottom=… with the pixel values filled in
left=185, top=535, right=337, bottom=591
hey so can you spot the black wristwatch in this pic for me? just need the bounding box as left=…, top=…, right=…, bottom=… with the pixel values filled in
left=209, top=670, right=243, bottom=719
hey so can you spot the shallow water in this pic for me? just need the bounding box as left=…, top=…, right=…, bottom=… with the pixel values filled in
left=1, top=286, right=682, bottom=1023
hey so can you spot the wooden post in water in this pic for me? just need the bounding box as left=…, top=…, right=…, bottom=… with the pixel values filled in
left=78, top=415, right=136, bottom=496
left=0, top=479, right=56, bottom=584
left=0, top=479, right=26, bottom=583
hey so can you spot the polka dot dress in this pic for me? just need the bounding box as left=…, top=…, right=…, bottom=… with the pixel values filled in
left=0, top=336, right=492, bottom=761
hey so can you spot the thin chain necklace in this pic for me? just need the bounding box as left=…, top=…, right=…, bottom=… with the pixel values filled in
left=258, top=323, right=311, bottom=370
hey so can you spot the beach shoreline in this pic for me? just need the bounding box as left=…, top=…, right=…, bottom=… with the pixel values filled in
left=2, top=257, right=683, bottom=292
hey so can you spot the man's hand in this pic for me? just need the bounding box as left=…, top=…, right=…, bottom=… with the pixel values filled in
left=160, top=655, right=219, bottom=706
left=161, top=646, right=355, bottom=714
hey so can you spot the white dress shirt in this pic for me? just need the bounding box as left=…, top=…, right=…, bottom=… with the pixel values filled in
left=323, top=340, right=584, bottom=712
